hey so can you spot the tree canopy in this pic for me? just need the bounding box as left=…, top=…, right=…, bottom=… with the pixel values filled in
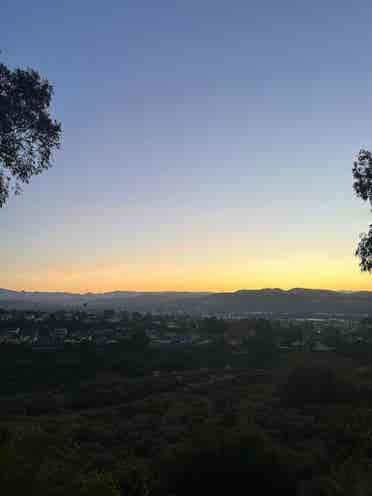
left=0, top=62, right=61, bottom=207
left=353, top=149, right=372, bottom=271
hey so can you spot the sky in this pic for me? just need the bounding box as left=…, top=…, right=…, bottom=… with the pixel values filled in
left=2, top=0, right=372, bottom=292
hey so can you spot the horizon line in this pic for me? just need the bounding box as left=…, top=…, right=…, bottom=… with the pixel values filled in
left=2, top=286, right=372, bottom=295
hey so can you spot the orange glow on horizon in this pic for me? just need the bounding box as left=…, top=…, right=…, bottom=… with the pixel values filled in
left=4, top=252, right=372, bottom=293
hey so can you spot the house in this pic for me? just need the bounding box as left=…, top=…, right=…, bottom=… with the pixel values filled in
left=312, top=342, right=334, bottom=352
left=53, top=328, right=68, bottom=340
left=0, top=313, right=13, bottom=321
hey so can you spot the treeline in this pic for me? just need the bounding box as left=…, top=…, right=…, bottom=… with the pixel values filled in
left=0, top=339, right=279, bottom=398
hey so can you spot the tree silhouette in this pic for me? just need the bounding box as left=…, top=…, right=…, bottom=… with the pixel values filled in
left=353, top=149, right=372, bottom=271
left=0, top=61, right=61, bottom=207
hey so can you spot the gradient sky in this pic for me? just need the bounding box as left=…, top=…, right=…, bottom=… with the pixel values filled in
left=2, top=0, right=372, bottom=292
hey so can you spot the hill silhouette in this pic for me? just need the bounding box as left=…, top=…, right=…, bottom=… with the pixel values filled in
left=1, top=287, right=372, bottom=315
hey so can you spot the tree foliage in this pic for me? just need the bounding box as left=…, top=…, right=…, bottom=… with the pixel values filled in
left=352, top=149, right=372, bottom=271
left=0, top=61, right=61, bottom=207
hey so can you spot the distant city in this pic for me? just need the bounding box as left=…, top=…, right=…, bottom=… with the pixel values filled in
left=0, top=305, right=368, bottom=353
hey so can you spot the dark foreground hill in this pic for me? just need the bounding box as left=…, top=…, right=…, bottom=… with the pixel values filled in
left=1, top=287, right=372, bottom=315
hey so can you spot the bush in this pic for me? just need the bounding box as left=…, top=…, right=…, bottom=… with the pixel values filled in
left=282, top=365, right=356, bottom=407
left=80, top=472, right=119, bottom=496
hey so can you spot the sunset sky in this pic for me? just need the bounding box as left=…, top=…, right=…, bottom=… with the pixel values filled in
left=2, top=0, right=372, bottom=292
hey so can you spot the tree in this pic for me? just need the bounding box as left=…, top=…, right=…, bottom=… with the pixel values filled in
left=130, top=329, right=150, bottom=350
left=283, top=365, right=356, bottom=407
left=201, top=317, right=227, bottom=335
left=0, top=61, right=61, bottom=207
left=352, top=149, right=372, bottom=271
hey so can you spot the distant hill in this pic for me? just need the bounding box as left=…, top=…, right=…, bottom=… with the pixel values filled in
left=1, top=287, right=372, bottom=315
left=0, top=289, right=211, bottom=311
left=200, top=288, right=372, bottom=316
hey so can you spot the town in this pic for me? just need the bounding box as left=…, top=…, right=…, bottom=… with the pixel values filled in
left=0, top=307, right=369, bottom=352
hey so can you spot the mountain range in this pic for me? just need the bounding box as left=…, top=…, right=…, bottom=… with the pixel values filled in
left=1, top=287, right=372, bottom=316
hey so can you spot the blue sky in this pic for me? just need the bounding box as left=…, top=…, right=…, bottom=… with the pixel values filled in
left=2, top=0, right=372, bottom=291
